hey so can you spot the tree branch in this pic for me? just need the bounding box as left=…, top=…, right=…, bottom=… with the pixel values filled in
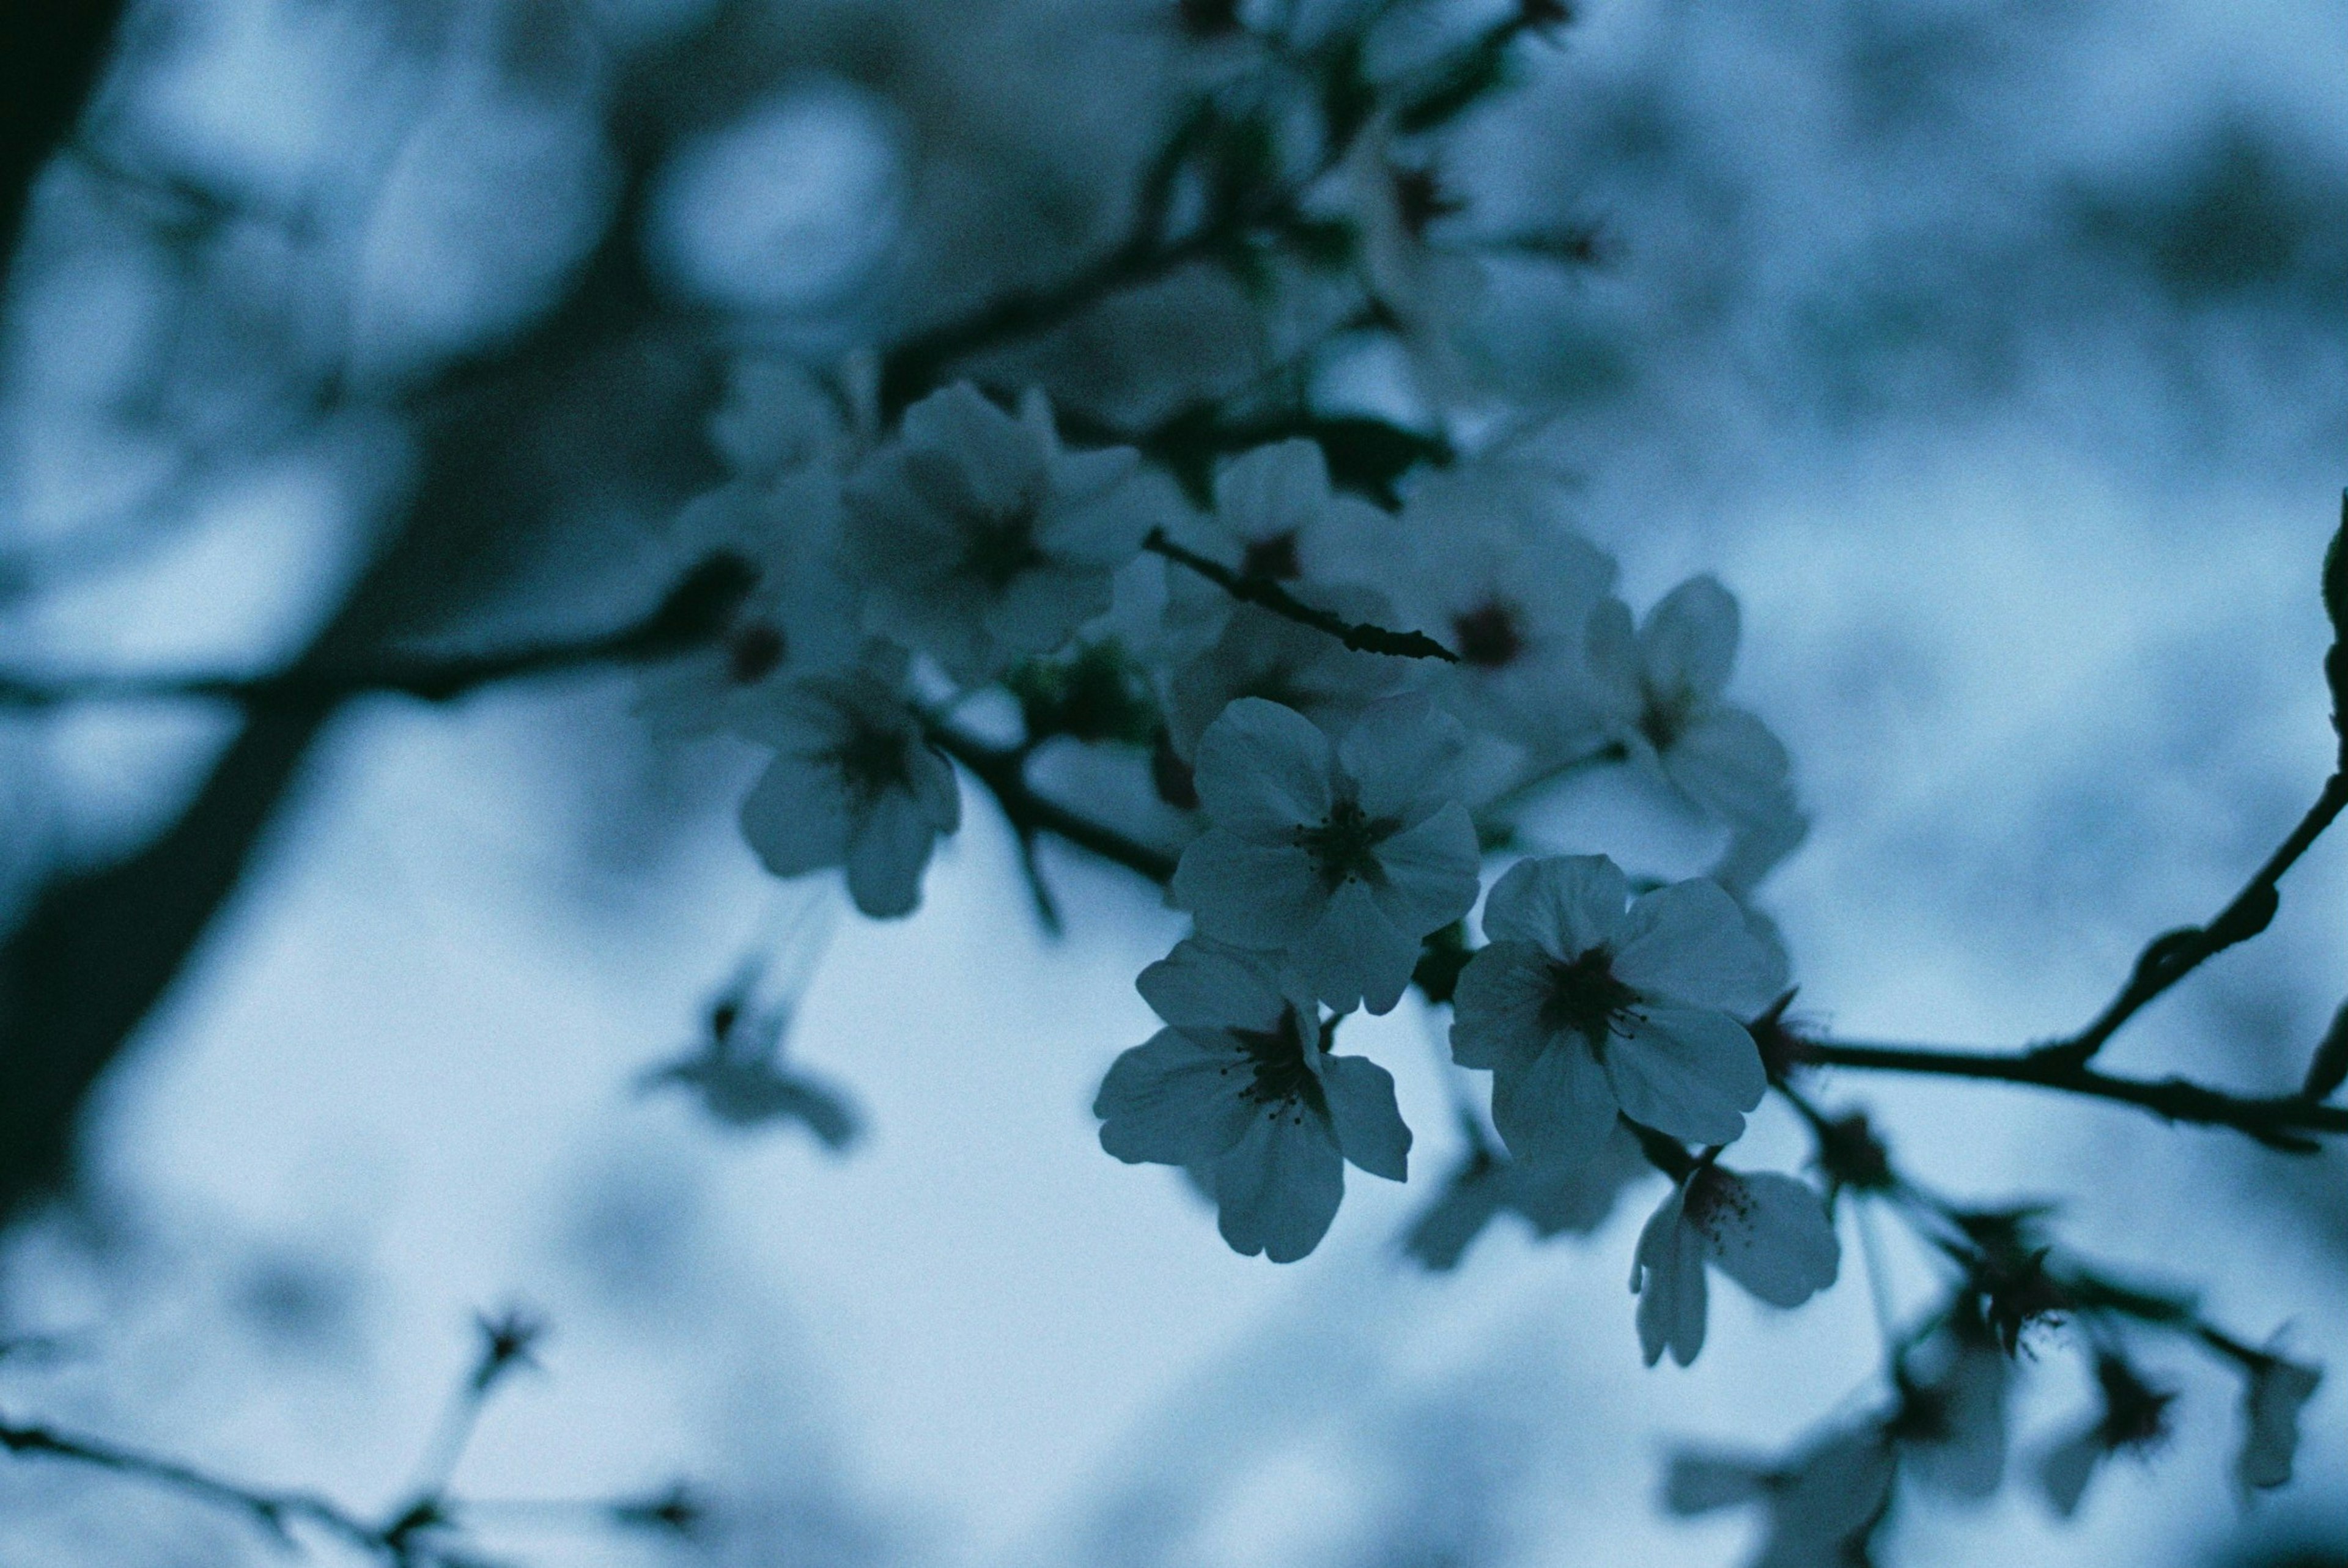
left=2036, top=771, right=2348, bottom=1066
left=1787, top=1035, right=2348, bottom=1150
left=926, top=723, right=1181, bottom=887
left=1143, top=528, right=1460, bottom=662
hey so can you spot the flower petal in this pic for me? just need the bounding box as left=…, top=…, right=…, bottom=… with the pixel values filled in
left=1639, top=575, right=1739, bottom=703
left=1136, top=939, right=1290, bottom=1032
left=1095, top=1028, right=1257, bottom=1166
left=1367, top=802, right=1481, bottom=937
left=1449, top=941, right=1557, bottom=1070
left=1319, top=1051, right=1411, bottom=1181
left=1192, top=697, right=1336, bottom=839
left=1489, top=1034, right=1619, bottom=1171
left=1662, top=706, right=1793, bottom=827
left=1170, top=832, right=1326, bottom=949
left=739, top=755, right=848, bottom=877
left=1606, top=1005, right=1767, bottom=1147
left=843, top=789, right=942, bottom=918
left=1612, top=878, right=1779, bottom=1014
left=1693, top=1170, right=1840, bottom=1308
left=1480, top=854, right=1627, bottom=959
left=1290, top=877, right=1422, bottom=1015
left=1631, top=1182, right=1708, bottom=1367
left=1213, top=1110, right=1345, bottom=1262
left=1338, top=694, right=1465, bottom=820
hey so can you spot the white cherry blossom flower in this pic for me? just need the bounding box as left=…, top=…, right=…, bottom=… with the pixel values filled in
left=1377, top=462, right=1618, bottom=753
left=840, top=383, right=1148, bottom=680
left=1450, top=855, right=1776, bottom=1169
left=1093, top=938, right=1411, bottom=1262
left=1171, top=695, right=1480, bottom=1015
left=707, top=355, right=852, bottom=481
left=736, top=641, right=959, bottom=919
left=1586, top=576, right=1800, bottom=834
left=1665, top=1426, right=1895, bottom=1568
left=1629, top=1163, right=1839, bottom=1367
left=640, top=998, right=860, bottom=1150
left=634, top=470, right=864, bottom=743
left=2234, top=1346, right=2320, bottom=1492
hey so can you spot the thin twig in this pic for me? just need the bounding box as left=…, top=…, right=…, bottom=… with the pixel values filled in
left=926, top=723, right=1180, bottom=886
left=1143, top=529, right=1459, bottom=661
left=2034, top=772, right=2348, bottom=1066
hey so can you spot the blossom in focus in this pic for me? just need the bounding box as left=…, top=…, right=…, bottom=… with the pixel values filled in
left=1376, top=462, right=1618, bottom=753
left=1450, top=855, right=1776, bottom=1169
left=840, top=383, right=1149, bottom=680
left=634, top=470, right=865, bottom=742
left=1665, top=1426, right=1894, bottom=1568
left=1586, top=576, right=1800, bottom=836
left=736, top=641, right=960, bottom=918
left=2036, top=1353, right=2177, bottom=1517
left=1628, top=1163, right=1839, bottom=1367
left=1094, top=938, right=1411, bottom=1262
left=2233, top=1345, right=2320, bottom=1492
left=1171, top=695, right=1480, bottom=1015
left=1405, top=1119, right=1648, bottom=1272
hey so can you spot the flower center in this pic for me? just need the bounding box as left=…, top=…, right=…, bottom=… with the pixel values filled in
left=1294, top=797, right=1392, bottom=889
left=1637, top=682, right=1697, bottom=751
left=1539, top=947, right=1642, bottom=1048
left=1230, top=1006, right=1328, bottom=1117
left=1680, top=1166, right=1751, bottom=1239
left=726, top=622, right=786, bottom=685
left=1450, top=599, right=1524, bottom=668
left=1239, top=530, right=1302, bottom=581
left=961, top=504, right=1047, bottom=591
left=831, top=721, right=913, bottom=807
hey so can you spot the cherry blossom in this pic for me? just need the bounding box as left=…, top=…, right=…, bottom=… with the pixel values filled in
left=2233, top=1346, right=2320, bottom=1492
left=1171, top=695, right=1480, bottom=1014
left=1093, top=939, right=1411, bottom=1261
left=1665, top=1426, right=1894, bottom=1568
left=1450, top=855, right=1778, bottom=1169
left=1629, top=1163, right=1840, bottom=1367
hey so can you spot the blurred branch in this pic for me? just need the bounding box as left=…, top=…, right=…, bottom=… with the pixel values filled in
left=1143, top=528, right=1460, bottom=661
left=0, top=553, right=751, bottom=712
left=928, top=722, right=1181, bottom=886
left=0, top=0, right=128, bottom=296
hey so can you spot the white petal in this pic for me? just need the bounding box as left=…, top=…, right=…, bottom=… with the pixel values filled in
left=1663, top=706, right=1793, bottom=826
left=1213, top=1109, right=1346, bottom=1262
left=2037, top=1425, right=2105, bottom=1518
left=1192, top=698, right=1336, bottom=839
left=1319, top=1052, right=1411, bottom=1181
left=1170, top=832, right=1326, bottom=949
left=1612, top=878, right=1779, bottom=1015
left=1338, top=694, right=1465, bottom=820
left=1631, top=1182, right=1709, bottom=1367
left=1449, top=941, right=1557, bottom=1070
left=739, top=755, right=848, bottom=877
left=1663, top=1452, right=1767, bottom=1515
left=1095, top=1028, right=1258, bottom=1166
left=1510, top=1121, right=1649, bottom=1236
left=2239, top=1355, right=2322, bottom=1490
left=907, top=742, right=962, bottom=833
left=1606, top=1005, right=1767, bottom=1147
left=1489, top=1034, right=1619, bottom=1171
left=1289, top=877, right=1422, bottom=1015
left=1137, top=939, right=1290, bottom=1032
left=899, top=382, right=1044, bottom=518
left=1582, top=597, right=1644, bottom=718
left=1692, top=1170, right=1840, bottom=1308
left=1213, top=440, right=1330, bottom=542
left=1639, top=575, right=1739, bottom=702
left=1765, top=1428, right=1896, bottom=1564
left=1366, top=802, right=1482, bottom=936
left=982, top=561, right=1106, bottom=660
left=1480, top=854, right=1627, bottom=959
left=843, top=789, right=942, bottom=918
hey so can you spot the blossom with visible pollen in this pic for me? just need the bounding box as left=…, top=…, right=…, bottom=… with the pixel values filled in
left=1450, top=855, right=1777, bottom=1170
left=1628, top=1161, right=1840, bottom=1367
left=1094, top=939, right=1411, bottom=1262
left=1171, top=695, right=1481, bottom=1014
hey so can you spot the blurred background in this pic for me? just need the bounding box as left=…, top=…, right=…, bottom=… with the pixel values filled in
left=0, top=0, right=2344, bottom=1563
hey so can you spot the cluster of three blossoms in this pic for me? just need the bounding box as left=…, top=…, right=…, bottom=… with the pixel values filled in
left=1095, top=693, right=1838, bottom=1361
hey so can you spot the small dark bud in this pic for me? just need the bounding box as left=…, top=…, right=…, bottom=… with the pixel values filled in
left=2208, top=883, right=2279, bottom=946
left=1815, top=1111, right=1895, bottom=1192
left=640, top=551, right=760, bottom=653
left=1411, top=923, right=1474, bottom=1007
left=2302, top=998, right=2348, bottom=1101
left=2092, top=1355, right=2177, bottom=1452
left=1746, top=992, right=1807, bottom=1080
left=618, top=1482, right=703, bottom=1537
left=471, top=1305, right=547, bottom=1390
left=1151, top=729, right=1200, bottom=810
